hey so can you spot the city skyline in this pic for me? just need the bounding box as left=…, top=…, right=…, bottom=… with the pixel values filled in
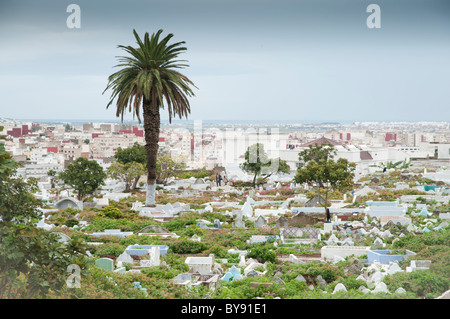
left=1, top=0, right=449, bottom=122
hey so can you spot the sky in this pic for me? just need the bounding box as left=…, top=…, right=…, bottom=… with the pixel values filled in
left=0, top=0, right=449, bottom=123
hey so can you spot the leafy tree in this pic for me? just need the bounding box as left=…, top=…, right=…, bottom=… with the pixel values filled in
left=156, top=151, right=186, bottom=184
left=0, top=148, right=88, bottom=298
left=294, top=143, right=355, bottom=215
left=114, top=142, right=184, bottom=187
left=240, top=143, right=290, bottom=188
left=58, top=157, right=106, bottom=201
left=114, top=142, right=147, bottom=166
left=107, top=161, right=146, bottom=192
left=104, top=29, right=197, bottom=207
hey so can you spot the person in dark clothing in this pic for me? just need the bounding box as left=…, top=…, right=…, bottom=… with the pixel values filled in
left=326, top=208, right=331, bottom=223
left=216, top=174, right=222, bottom=186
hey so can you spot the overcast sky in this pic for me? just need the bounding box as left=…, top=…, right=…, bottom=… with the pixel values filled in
left=0, top=0, right=449, bottom=123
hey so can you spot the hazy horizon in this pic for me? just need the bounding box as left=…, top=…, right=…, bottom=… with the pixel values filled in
left=1, top=0, right=449, bottom=122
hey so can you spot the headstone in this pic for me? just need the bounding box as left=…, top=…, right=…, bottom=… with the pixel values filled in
left=325, top=234, right=339, bottom=246
left=342, top=237, right=354, bottom=246
left=316, top=275, right=327, bottom=286
left=395, top=287, right=406, bottom=294
left=419, top=207, right=430, bottom=217
left=95, top=258, right=114, bottom=272
left=359, top=286, right=370, bottom=294
left=241, top=201, right=253, bottom=218
left=295, top=275, right=307, bottom=283
left=229, top=265, right=241, bottom=276
left=371, top=237, right=384, bottom=248
left=221, top=272, right=233, bottom=282
left=276, top=216, right=289, bottom=228
left=387, top=262, right=402, bottom=276
left=381, top=230, right=392, bottom=238
left=238, top=255, right=246, bottom=267
left=332, top=283, right=347, bottom=294
left=233, top=211, right=245, bottom=228
left=116, top=251, right=133, bottom=264
left=254, top=216, right=267, bottom=228
left=370, top=271, right=386, bottom=283
left=149, top=246, right=160, bottom=266
left=372, top=282, right=389, bottom=294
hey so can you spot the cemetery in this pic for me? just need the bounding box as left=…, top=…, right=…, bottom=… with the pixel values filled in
left=6, top=163, right=450, bottom=300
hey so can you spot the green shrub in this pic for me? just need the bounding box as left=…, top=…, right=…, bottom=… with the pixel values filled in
left=93, top=242, right=124, bottom=257
left=247, top=244, right=277, bottom=263
left=384, top=270, right=450, bottom=298
left=98, top=206, right=123, bottom=219
left=305, top=264, right=342, bottom=283
left=169, top=239, right=208, bottom=254
left=65, top=219, right=79, bottom=228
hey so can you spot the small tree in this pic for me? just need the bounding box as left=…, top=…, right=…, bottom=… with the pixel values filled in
left=107, top=161, right=146, bottom=192
left=114, top=142, right=146, bottom=189
left=294, top=143, right=355, bottom=217
left=114, top=142, right=147, bottom=166
left=156, top=151, right=186, bottom=184
left=240, top=143, right=290, bottom=188
left=58, top=157, right=106, bottom=201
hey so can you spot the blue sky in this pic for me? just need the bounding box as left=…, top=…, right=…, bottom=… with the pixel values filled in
left=0, top=0, right=449, bottom=122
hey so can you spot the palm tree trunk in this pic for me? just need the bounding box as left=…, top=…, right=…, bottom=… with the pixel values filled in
left=143, top=98, right=160, bottom=206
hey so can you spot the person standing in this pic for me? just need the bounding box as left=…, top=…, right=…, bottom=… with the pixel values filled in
left=326, top=208, right=331, bottom=223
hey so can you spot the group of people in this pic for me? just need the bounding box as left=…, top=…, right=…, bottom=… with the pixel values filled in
left=215, top=172, right=228, bottom=186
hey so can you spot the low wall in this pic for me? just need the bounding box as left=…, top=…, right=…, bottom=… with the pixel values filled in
left=367, top=249, right=416, bottom=264
left=321, top=246, right=369, bottom=261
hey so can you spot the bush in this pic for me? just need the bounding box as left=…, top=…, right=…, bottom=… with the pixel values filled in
left=247, top=244, right=277, bottom=263
left=98, top=206, right=123, bottom=219
left=65, top=219, right=79, bottom=228
left=169, top=239, right=208, bottom=254
left=93, top=242, right=124, bottom=257
left=305, top=264, right=342, bottom=283
left=385, top=270, right=450, bottom=298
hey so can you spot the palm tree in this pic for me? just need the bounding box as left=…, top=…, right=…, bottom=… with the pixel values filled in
left=103, top=29, right=197, bottom=206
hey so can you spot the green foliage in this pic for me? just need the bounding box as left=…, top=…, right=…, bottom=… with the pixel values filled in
left=247, top=244, right=277, bottom=263
left=168, top=239, right=208, bottom=254
left=114, top=142, right=147, bottom=165
left=164, top=212, right=199, bottom=231
left=0, top=153, right=89, bottom=299
left=142, top=253, right=189, bottom=279
left=240, top=143, right=290, bottom=187
left=58, top=157, right=106, bottom=201
left=107, top=161, right=145, bottom=191
left=65, top=219, right=79, bottom=228
left=98, top=206, right=124, bottom=219
left=294, top=143, right=355, bottom=209
left=384, top=270, right=450, bottom=298
left=92, top=242, right=124, bottom=257
left=305, top=264, right=342, bottom=283
left=177, top=169, right=212, bottom=179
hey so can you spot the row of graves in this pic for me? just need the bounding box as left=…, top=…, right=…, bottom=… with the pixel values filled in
left=34, top=174, right=450, bottom=296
